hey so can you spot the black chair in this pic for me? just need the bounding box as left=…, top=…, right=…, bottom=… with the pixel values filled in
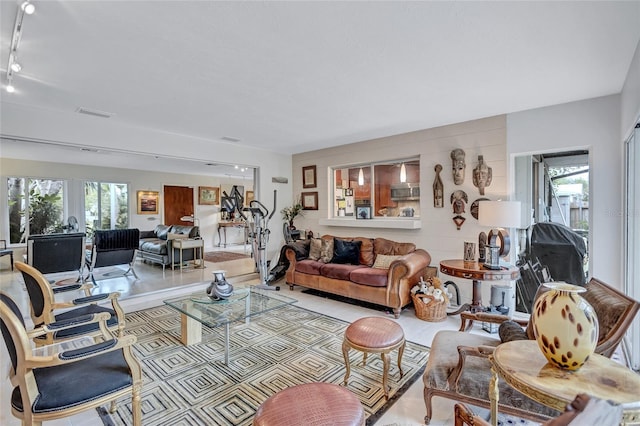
left=0, top=292, right=142, bottom=426
left=26, top=232, right=85, bottom=282
left=0, top=239, right=13, bottom=270
left=86, top=228, right=140, bottom=285
left=15, top=261, right=125, bottom=346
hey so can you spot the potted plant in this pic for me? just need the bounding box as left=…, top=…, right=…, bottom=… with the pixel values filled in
left=281, top=197, right=304, bottom=229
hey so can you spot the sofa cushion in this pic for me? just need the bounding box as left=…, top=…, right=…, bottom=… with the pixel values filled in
left=295, top=259, right=324, bottom=275
left=320, top=263, right=365, bottom=280
left=349, top=267, right=388, bottom=287
left=374, top=238, right=416, bottom=256
left=154, top=224, right=171, bottom=240
left=139, top=238, right=167, bottom=255
left=372, top=254, right=401, bottom=269
left=309, top=238, right=322, bottom=261
left=332, top=238, right=362, bottom=265
left=309, top=238, right=333, bottom=263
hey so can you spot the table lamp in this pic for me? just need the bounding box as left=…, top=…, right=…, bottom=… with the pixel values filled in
left=180, top=214, right=200, bottom=227
left=477, top=200, right=521, bottom=269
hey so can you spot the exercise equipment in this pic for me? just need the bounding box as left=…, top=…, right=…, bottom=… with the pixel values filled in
left=232, top=186, right=280, bottom=291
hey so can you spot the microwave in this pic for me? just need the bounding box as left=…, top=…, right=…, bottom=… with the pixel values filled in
left=390, top=183, right=420, bottom=201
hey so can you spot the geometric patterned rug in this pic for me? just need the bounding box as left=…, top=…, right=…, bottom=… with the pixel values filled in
left=98, top=304, right=430, bottom=426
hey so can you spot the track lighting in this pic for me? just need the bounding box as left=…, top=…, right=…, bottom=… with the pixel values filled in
left=10, top=61, right=21, bottom=73
left=400, top=163, right=407, bottom=183
left=6, top=84, right=15, bottom=93
left=21, top=1, right=35, bottom=15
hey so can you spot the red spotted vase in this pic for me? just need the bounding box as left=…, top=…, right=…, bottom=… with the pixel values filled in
left=531, top=282, right=598, bottom=371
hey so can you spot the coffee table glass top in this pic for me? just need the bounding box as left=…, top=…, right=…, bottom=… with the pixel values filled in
left=163, top=286, right=297, bottom=328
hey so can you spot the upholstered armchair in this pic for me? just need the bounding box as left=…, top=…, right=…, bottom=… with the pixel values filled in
left=15, top=261, right=125, bottom=345
left=0, top=293, right=142, bottom=426
left=423, top=277, right=640, bottom=424
left=26, top=232, right=86, bottom=282
left=86, top=228, right=140, bottom=285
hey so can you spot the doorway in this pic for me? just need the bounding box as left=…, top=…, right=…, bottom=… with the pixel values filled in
left=163, top=185, right=194, bottom=226
left=514, top=150, right=590, bottom=275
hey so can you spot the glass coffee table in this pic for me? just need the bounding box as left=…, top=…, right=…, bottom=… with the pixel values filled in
left=164, top=286, right=297, bottom=365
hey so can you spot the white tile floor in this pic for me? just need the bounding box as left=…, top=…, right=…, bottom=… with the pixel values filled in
left=0, top=250, right=518, bottom=426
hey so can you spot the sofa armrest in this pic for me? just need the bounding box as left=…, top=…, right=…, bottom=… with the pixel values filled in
left=386, top=248, right=432, bottom=305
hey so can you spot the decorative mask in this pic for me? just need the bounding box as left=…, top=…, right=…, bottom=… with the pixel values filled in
left=451, top=149, right=466, bottom=185
left=472, top=155, right=493, bottom=195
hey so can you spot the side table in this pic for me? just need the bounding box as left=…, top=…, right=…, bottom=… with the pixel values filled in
left=489, top=340, right=640, bottom=426
left=439, top=259, right=519, bottom=330
left=173, top=238, right=204, bottom=270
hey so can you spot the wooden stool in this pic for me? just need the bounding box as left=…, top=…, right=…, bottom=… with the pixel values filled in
left=342, top=316, right=406, bottom=399
left=253, top=382, right=365, bottom=426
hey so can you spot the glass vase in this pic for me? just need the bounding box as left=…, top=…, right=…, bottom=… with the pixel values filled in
left=531, top=282, right=598, bottom=371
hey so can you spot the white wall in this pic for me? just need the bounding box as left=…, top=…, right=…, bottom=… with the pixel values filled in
left=0, top=158, right=252, bottom=251
left=292, top=115, right=510, bottom=306
left=621, top=40, right=640, bottom=139
left=0, top=103, right=293, bottom=259
left=507, top=95, right=622, bottom=287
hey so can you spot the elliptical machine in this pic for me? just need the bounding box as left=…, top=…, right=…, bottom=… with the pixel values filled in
left=232, top=187, right=280, bottom=291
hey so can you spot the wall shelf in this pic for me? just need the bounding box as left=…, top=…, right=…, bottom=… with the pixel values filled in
left=318, top=218, right=421, bottom=229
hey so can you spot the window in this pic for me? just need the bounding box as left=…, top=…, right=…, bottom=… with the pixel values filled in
left=332, top=158, right=420, bottom=219
left=84, top=181, right=129, bottom=236
left=6, top=177, right=66, bottom=243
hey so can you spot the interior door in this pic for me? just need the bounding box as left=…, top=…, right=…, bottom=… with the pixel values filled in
left=163, top=185, right=194, bottom=226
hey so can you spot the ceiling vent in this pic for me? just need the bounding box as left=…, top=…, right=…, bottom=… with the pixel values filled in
left=76, top=107, right=114, bottom=119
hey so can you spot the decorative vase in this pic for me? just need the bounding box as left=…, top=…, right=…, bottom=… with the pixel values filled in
left=531, top=282, right=598, bottom=371
left=288, top=221, right=296, bottom=230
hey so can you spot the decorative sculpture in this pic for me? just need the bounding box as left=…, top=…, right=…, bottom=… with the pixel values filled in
left=478, top=231, right=487, bottom=263
left=433, top=164, right=444, bottom=208
left=472, top=155, right=492, bottom=195
left=450, top=149, right=466, bottom=185
left=450, top=190, right=468, bottom=215
left=470, top=197, right=490, bottom=220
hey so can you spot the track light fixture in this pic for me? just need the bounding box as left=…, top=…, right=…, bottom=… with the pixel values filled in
left=21, top=1, right=35, bottom=14
left=5, top=1, right=34, bottom=93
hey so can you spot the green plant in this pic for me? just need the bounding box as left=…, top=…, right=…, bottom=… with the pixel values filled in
left=281, top=197, right=304, bottom=225
left=28, top=189, right=62, bottom=235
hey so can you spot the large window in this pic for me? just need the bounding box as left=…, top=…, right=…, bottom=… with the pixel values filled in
left=332, top=158, right=420, bottom=219
left=6, top=177, right=66, bottom=243
left=84, top=181, right=129, bottom=236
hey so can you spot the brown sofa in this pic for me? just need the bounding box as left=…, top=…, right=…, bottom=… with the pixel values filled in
left=284, top=235, right=432, bottom=318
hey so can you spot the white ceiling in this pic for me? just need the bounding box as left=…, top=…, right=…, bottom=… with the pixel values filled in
left=1, top=1, right=639, bottom=174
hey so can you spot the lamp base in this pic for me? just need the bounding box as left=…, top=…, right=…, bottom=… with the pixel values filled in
left=482, top=263, right=503, bottom=270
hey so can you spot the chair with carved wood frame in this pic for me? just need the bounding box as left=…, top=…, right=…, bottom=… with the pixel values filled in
left=0, top=293, right=142, bottom=426
left=423, top=277, right=640, bottom=424
left=15, top=261, right=125, bottom=346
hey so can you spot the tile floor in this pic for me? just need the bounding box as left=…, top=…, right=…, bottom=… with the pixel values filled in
left=0, top=248, right=528, bottom=426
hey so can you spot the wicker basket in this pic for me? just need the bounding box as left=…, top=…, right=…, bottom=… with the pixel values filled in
left=412, top=293, right=447, bottom=322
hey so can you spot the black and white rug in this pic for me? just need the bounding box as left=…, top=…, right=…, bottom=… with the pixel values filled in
left=98, top=304, right=430, bottom=425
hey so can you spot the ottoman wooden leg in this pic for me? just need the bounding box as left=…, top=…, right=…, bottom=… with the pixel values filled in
left=342, top=339, right=352, bottom=385
left=397, top=340, right=406, bottom=378
left=381, top=351, right=391, bottom=399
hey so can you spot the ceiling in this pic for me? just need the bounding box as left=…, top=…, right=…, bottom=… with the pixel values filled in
left=1, top=1, right=639, bottom=175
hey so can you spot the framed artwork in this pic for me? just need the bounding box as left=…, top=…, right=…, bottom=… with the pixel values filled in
left=137, top=191, right=159, bottom=214
left=246, top=190, right=255, bottom=204
left=356, top=206, right=372, bottom=219
left=301, top=191, right=318, bottom=210
left=303, top=165, right=317, bottom=188
left=198, top=186, right=219, bottom=205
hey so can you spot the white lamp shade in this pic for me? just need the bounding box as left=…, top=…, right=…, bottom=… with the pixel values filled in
left=478, top=200, right=522, bottom=228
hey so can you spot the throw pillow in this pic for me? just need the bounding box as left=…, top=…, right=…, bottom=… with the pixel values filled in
left=309, top=238, right=323, bottom=261
left=319, top=238, right=334, bottom=263
left=167, top=233, right=188, bottom=240
left=498, top=320, right=529, bottom=343
left=332, top=238, right=362, bottom=265
left=372, top=254, right=401, bottom=269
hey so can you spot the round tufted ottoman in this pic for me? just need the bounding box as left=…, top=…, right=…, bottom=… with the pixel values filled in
left=253, top=382, right=365, bottom=426
left=342, top=316, right=406, bottom=399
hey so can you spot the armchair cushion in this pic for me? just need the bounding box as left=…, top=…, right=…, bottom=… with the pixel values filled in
left=11, top=349, right=133, bottom=414
left=46, top=304, right=118, bottom=340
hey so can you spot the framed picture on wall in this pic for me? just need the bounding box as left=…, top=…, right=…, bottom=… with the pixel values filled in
left=303, top=165, right=317, bottom=188
left=301, top=191, right=318, bottom=210
left=246, top=191, right=255, bottom=204
left=137, top=191, right=159, bottom=214
left=198, top=186, right=219, bottom=205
